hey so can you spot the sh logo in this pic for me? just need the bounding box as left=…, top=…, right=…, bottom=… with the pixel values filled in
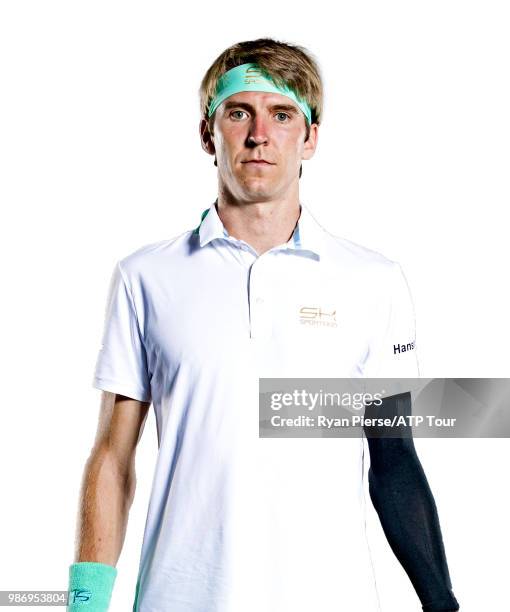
left=299, top=306, right=338, bottom=328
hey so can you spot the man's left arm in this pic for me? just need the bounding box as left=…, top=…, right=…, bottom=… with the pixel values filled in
left=364, top=392, right=460, bottom=612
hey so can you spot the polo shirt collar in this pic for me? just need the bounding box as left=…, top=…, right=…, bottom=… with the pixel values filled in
left=196, top=200, right=229, bottom=246
left=196, top=200, right=324, bottom=257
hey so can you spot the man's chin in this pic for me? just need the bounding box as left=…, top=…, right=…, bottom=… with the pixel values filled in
left=236, top=178, right=281, bottom=201
left=238, top=188, right=277, bottom=202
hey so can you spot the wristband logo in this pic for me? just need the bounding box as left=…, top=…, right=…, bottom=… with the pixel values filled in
left=70, top=589, right=92, bottom=603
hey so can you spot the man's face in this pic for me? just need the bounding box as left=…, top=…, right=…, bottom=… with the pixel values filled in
left=201, top=91, right=318, bottom=203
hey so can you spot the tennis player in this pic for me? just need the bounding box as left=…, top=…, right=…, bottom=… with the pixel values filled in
left=67, top=38, right=460, bottom=612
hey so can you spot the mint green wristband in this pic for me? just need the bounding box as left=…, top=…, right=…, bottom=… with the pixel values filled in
left=67, top=562, right=117, bottom=611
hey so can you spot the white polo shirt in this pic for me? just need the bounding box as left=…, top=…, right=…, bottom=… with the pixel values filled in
left=92, top=201, right=419, bottom=612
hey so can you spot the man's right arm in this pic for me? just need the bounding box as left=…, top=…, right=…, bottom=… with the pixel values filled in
left=73, top=391, right=150, bottom=565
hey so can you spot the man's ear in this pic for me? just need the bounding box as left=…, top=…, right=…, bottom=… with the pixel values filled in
left=302, top=123, right=319, bottom=161
left=199, top=117, right=215, bottom=157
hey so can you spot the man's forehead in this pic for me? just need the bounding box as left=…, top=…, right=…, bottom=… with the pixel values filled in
left=219, top=90, right=300, bottom=110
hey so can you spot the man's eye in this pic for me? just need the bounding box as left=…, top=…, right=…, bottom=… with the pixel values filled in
left=276, top=112, right=290, bottom=122
left=230, top=110, right=247, bottom=120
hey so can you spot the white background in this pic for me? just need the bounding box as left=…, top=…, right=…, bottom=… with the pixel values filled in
left=1, top=1, right=509, bottom=610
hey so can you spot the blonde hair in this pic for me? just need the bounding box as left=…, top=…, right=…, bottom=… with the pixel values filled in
left=199, top=37, right=324, bottom=137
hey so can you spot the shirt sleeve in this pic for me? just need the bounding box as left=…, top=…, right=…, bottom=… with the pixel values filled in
left=362, top=261, right=420, bottom=378
left=92, top=260, right=152, bottom=403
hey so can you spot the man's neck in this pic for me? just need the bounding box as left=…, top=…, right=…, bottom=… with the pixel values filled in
left=215, top=191, right=301, bottom=256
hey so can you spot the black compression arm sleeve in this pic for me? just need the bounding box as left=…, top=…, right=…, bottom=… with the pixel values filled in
left=363, top=392, right=460, bottom=611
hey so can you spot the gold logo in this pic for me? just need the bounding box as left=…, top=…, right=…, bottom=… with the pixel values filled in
left=244, top=66, right=264, bottom=85
left=299, top=306, right=338, bottom=328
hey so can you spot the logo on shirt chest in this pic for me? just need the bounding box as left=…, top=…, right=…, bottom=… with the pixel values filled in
left=299, top=306, right=338, bottom=328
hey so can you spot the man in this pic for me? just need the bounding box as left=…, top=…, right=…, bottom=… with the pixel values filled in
left=68, top=38, right=460, bottom=611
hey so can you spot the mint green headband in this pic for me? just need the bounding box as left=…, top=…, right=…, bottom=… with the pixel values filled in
left=207, top=62, right=312, bottom=125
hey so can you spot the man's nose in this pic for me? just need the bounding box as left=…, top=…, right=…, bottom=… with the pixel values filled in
left=246, top=115, right=269, bottom=146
